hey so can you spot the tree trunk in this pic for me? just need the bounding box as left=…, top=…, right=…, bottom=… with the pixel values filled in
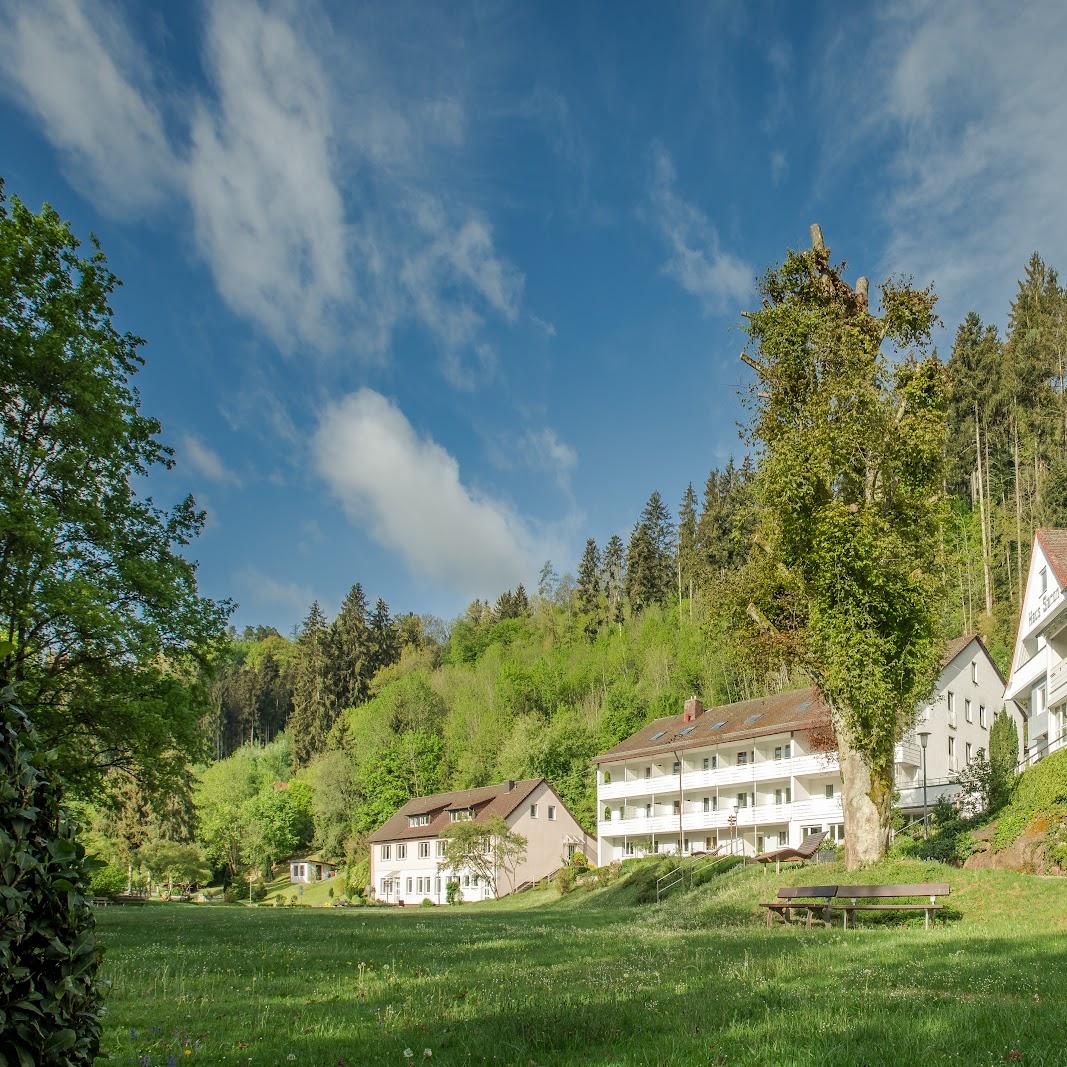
left=835, top=718, right=893, bottom=868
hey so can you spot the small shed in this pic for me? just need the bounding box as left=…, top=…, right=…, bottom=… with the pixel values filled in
left=289, top=855, right=338, bottom=883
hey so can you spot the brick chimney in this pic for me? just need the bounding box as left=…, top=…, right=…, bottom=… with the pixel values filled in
left=683, top=696, right=705, bottom=723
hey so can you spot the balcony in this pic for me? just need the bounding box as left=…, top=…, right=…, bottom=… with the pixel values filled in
left=597, top=797, right=843, bottom=839
left=895, top=740, right=921, bottom=766
left=1006, top=648, right=1048, bottom=701
left=1048, top=659, right=1067, bottom=706
left=599, top=752, right=840, bottom=800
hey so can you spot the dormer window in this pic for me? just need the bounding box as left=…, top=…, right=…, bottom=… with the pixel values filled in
left=408, top=813, right=431, bottom=827
left=449, top=808, right=473, bottom=822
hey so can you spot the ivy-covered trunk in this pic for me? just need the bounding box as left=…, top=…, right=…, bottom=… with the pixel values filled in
left=835, top=716, right=893, bottom=868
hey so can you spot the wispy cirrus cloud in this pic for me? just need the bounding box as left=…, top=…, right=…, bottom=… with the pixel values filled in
left=180, top=433, right=241, bottom=487
left=0, top=0, right=527, bottom=380
left=647, top=144, right=754, bottom=314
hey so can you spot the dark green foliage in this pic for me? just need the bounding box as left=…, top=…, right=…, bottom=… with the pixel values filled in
left=575, top=538, right=601, bottom=635
left=991, top=749, right=1067, bottom=851
left=600, top=535, right=625, bottom=626
left=332, top=583, right=371, bottom=709
left=625, top=491, right=675, bottom=610
left=988, top=709, right=1020, bottom=812
left=288, top=602, right=339, bottom=767
left=0, top=187, right=230, bottom=793
left=0, top=689, right=101, bottom=1065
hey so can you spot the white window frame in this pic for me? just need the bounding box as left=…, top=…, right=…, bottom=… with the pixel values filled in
left=397, top=844, right=407, bottom=859
left=418, top=841, right=430, bottom=859
left=436, top=840, right=446, bottom=858
left=971, top=660, right=979, bottom=685
left=380, top=844, right=391, bottom=861
left=965, top=698, right=972, bottom=723
left=529, top=803, right=538, bottom=818
left=548, top=805, right=556, bottom=821
left=947, top=691, right=956, bottom=728
left=980, top=705, right=987, bottom=729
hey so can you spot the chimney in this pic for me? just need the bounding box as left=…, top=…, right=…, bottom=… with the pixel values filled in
left=505, top=779, right=515, bottom=792
left=683, top=696, right=705, bottom=724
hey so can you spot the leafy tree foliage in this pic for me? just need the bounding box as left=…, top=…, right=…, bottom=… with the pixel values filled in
left=1, top=687, right=101, bottom=1065
left=989, top=708, right=1021, bottom=812
left=288, top=602, right=339, bottom=767
left=439, top=815, right=527, bottom=898
left=575, top=537, right=601, bottom=635
left=740, top=225, right=947, bottom=866
left=0, top=186, right=230, bottom=793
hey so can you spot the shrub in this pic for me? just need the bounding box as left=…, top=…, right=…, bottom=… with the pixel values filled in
left=420, top=897, right=434, bottom=907
left=570, top=850, right=590, bottom=872
left=288, top=893, right=298, bottom=906
left=223, top=885, right=238, bottom=904
left=0, top=689, right=102, bottom=1065
left=446, top=880, right=461, bottom=905
left=327, top=886, right=335, bottom=899
left=88, top=863, right=127, bottom=899
left=555, top=866, right=577, bottom=895
left=250, top=882, right=268, bottom=903
left=992, top=750, right=1067, bottom=851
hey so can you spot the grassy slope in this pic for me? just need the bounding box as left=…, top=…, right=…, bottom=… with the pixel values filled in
left=95, top=861, right=1067, bottom=1066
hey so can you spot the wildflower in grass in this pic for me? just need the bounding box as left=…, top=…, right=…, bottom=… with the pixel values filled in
left=404, top=1050, right=414, bottom=1059
left=424, top=1050, right=432, bottom=1058
left=287, top=1056, right=297, bottom=1062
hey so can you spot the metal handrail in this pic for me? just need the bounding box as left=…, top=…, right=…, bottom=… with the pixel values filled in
left=1017, top=728, right=1067, bottom=772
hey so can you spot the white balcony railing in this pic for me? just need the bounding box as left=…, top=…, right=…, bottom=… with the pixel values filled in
left=598, top=752, right=840, bottom=800
left=1048, top=659, right=1067, bottom=706
left=1006, top=648, right=1048, bottom=701
left=598, top=797, right=843, bottom=839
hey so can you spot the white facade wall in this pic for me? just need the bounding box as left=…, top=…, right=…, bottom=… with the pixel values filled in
left=1006, top=539, right=1067, bottom=764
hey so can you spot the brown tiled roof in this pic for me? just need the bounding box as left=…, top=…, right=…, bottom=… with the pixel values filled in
left=1036, top=528, right=1067, bottom=589
left=367, top=778, right=544, bottom=843
left=593, top=688, right=830, bottom=765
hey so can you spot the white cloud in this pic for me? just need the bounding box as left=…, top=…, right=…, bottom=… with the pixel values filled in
left=519, top=428, right=578, bottom=492
left=647, top=144, right=754, bottom=314
left=314, top=390, right=550, bottom=597
left=236, top=568, right=316, bottom=618
left=834, top=0, right=1067, bottom=327
left=187, top=0, right=350, bottom=351
left=0, top=0, right=177, bottom=214
left=180, top=433, right=241, bottom=487
left=770, top=150, right=788, bottom=187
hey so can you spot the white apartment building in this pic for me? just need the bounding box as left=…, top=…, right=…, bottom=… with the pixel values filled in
left=1005, top=528, right=1067, bottom=764
left=594, top=637, right=1016, bottom=863
left=368, top=778, right=594, bottom=905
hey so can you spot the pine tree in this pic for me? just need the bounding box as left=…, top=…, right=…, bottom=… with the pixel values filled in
left=625, top=521, right=654, bottom=611
left=626, top=491, right=674, bottom=609
left=368, top=598, right=398, bottom=678
left=332, top=582, right=371, bottom=709
left=575, top=538, right=601, bottom=635
left=512, top=584, right=530, bottom=616
left=289, top=601, right=338, bottom=767
left=988, top=708, right=1020, bottom=812
left=601, top=534, right=625, bottom=625
left=677, top=482, right=698, bottom=606
left=494, top=589, right=517, bottom=620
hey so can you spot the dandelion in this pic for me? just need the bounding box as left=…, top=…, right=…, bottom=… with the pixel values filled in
left=424, top=1050, right=433, bottom=1059
left=404, top=1050, right=414, bottom=1060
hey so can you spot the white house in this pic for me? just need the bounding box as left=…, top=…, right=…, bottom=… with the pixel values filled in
left=1005, top=528, right=1067, bottom=764
left=367, top=778, right=595, bottom=905
left=593, top=636, right=1017, bottom=864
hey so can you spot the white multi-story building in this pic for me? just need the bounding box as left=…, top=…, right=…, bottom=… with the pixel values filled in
left=1005, top=528, right=1067, bottom=764
left=594, top=636, right=1017, bottom=863
left=368, top=778, right=594, bottom=905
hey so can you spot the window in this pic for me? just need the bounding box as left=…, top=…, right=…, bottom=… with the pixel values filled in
left=679, top=725, right=696, bottom=736
left=603, top=806, right=611, bottom=821
left=406, top=877, right=412, bottom=894
left=409, top=814, right=430, bottom=827
left=774, top=746, right=782, bottom=760
left=649, top=730, right=666, bottom=741
left=645, top=766, right=652, bottom=779
left=703, top=796, right=712, bottom=813
left=702, top=756, right=710, bottom=770
left=449, top=809, right=472, bottom=822
left=965, top=742, right=972, bottom=763
left=529, top=803, right=538, bottom=818
left=463, top=874, right=470, bottom=887
left=672, top=800, right=680, bottom=815
left=625, top=841, right=636, bottom=856
left=548, top=805, right=556, bottom=821
left=757, top=835, right=765, bottom=853
left=644, top=803, right=652, bottom=818
left=1040, top=566, right=1048, bottom=594
left=472, top=875, right=479, bottom=887
left=483, top=839, right=492, bottom=855
left=436, top=840, right=446, bottom=858
left=971, top=660, right=979, bottom=685
left=775, top=788, right=791, bottom=805
left=603, top=770, right=612, bottom=785
left=825, top=784, right=835, bottom=799
left=947, top=691, right=956, bottom=728
left=778, top=831, right=788, bottom=846
left=397, top=844, right=407, bottom=859
left=948, top=736, right=956, bottom=767
left=380, top=844, right=391, bottom=861
left=737, top=751, right=748, bottom=767
left=980, top=705, right=987, bottom=729
left=783, top=743, right=791, bottom=759
left=736, top=792, right=748, bottom=809
left=435, top=877, right=441, bottom=895
left=711, top=754, right=718, bottom=769
left=672, top=761, right=681, bottom=775
left=418, top=841, right=430, bottom=859
left=965, top=698, right=973, bottom=723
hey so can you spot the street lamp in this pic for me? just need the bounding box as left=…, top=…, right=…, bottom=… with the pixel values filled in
left=918, top=731, right=930, bottom=839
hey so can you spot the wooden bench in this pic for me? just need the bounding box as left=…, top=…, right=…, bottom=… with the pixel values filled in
left=829, top=883, right=950, bottom=930
left=762, top=885, right=838, bottom=928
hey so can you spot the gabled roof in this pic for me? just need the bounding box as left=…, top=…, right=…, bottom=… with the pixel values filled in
left=593, top=688, right=830, bottom=765
left=939, top=632, right=1006, bottom=686
left=1035, top=528, right=1067, bottom=589
left=367, top=778, right=545, bottom=842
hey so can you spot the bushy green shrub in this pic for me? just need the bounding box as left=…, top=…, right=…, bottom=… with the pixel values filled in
left=555, top=866, right=577, bottom=895
left=570, top=850, right=589, bottom=872
left=420, top=897, right=434, bottom=907
left=88, top=863, right=126, bottom=899
left=223, top=885, right=238, bottom=904
left=889, top=797, right=976, bottom=865
left=249, top=882, right=268, bottom=902
left=446, top=879, right=461, bottom=905
left=0, top=689, right=102, bottom=1064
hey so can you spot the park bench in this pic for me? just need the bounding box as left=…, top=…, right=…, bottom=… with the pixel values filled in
left=91, top=896, right=110, bottom=907
left=828, top=883, right=950, bottom=930
left=762, top=885, right=838, bottom=928
left=755, top=830, right=829, bottom=873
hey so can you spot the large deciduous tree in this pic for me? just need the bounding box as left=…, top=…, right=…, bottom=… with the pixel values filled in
left=0, top=185, right=230, bottom=794
left=741, top=224, right=948, bottom=868
left=439, top=815, right=527, bottom=898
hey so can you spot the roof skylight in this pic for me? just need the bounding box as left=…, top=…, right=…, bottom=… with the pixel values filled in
left=649, top=730, right=666, bottom=741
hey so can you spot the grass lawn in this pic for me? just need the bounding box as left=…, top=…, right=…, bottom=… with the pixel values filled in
left=94, top=859, right=1067, bottom=1066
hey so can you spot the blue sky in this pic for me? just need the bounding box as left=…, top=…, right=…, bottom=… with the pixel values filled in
left=3, top=1, right=1065, bottom=631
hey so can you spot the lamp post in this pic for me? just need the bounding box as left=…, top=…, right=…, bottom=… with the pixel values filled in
left=918, top=731, right=930, bottom=839
left=729, top=807, right=738, bottom=857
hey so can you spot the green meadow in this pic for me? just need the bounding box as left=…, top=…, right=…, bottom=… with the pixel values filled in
left=94, top=859, right=1067, bottom=1066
